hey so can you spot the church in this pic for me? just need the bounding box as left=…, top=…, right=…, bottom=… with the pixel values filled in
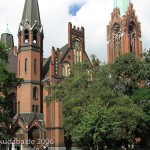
left=0, top=0, right=142, bottom=149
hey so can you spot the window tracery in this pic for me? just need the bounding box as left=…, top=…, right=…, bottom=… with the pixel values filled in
left=73, top=39, right=82, bottom=63
left=113, top=24, right=122, bottom=56
left=128, top=22, right=136, bottom=53
left=62, top=62, right=70, bottom=77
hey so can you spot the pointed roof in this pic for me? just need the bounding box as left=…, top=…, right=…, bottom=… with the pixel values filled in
left=114, top=0, right=131, bottom=16
left=3, top=24, right=12, bottom=35
left=21, top=0, right=41, bottom=28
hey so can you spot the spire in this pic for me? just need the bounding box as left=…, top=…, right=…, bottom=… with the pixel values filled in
left=3, top=24, right=12, bottom=35
left=114, top=0, right=131, bottom=16
left=1, top=24, right=14, bottom=49
left=21, top=0, right=41, bottom=28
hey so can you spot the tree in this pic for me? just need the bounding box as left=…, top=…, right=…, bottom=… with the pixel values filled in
left=131, top=87, right=150, bottom=147
left=45, top=59, right=144, bottom=149
left=75, top=95, right=144, bottom=149
left=111, top=52, right=150, bottom=148
left=111, top=53, right=144, bottom=96
left=0, top=41, right=22, bottom=139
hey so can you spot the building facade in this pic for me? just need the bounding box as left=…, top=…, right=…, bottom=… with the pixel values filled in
left=0, top=0, right=143, bottom=149
left=0, top=0, right=90, bottom=149
left=107, top=0, right=142, bottom=63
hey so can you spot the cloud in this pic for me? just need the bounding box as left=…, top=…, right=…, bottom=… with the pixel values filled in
left=69, top=3, right=85, bottom=16
left=0, top=0, right=150, bottom=63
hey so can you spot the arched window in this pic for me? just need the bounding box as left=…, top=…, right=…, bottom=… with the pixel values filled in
left=113, top=24, right=122, bottom=57
left=24, top=29, right=29, bottom=43
left=73, top=39, right=82, bottom=63
left=128, top=22, right=135, bottom=53
left=25, top=58, right=27, bottom=73
left=33, top=87, right=38, bottom=99
left=33, top=30, right=38, bottom=44
left=62, top=62, right=70, bottom=77
left=34, top=59, right=37, bottom=74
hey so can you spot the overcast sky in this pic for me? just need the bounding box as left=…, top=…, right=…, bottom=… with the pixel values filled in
left=0, top=0, right=150, bottom=62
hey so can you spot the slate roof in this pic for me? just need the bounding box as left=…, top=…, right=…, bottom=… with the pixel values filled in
left=43, top=57, right=51, bottom=80
left=5, top=49, right=17, bottom=74
left=60, top=44, right=69, bottom=61
left=3, top=25, right=12, bottom=35
left=21, top=0, right=41, bottom=28
left=19, top=112, right=44, bottom=125
left=42, top=44, right=69, bottom=80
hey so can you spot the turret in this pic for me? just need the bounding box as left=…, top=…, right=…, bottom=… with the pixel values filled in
left=1, top=25, right=14, bottom=49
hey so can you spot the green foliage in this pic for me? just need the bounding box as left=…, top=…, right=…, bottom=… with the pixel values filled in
left=0, top=42, right=22, bottom=139
left=132, top=87, right=150, bottom=120
left=45, top=53, right=150, bottom=149
left=0, top=41, right=8, bottom=63
left=111, top=53, right=142, bottom=96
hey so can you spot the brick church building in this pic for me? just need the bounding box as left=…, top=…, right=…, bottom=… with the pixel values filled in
left=0, top=0, right=142, bottom=149
left=1, top=0, right=90, bottom=149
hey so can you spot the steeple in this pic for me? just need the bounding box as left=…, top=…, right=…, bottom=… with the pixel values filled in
left=3, top=24, right=12, bottom=35
left=114, top=0, right=131, bottom=16
left=1, top=24, right=14, bottom=49
left=20, top=0, right=42, bottom=29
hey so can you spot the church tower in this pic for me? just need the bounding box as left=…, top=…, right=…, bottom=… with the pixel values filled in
left=17, top=0, right=43, bottom=114
left=107, top=0, right=142, bottom=63
left=12, top=0, right=44, bottom=149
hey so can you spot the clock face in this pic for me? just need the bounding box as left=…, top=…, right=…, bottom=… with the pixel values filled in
left=73, top=40, right=81, bottom=50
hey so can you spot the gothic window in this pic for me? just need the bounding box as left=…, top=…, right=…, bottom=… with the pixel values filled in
left=32, top=105, right=38, bottom=112
left=24, top=29, right=29, bottom=43
left=73, top=40, right=81, bottom=50
left=33, top=87, right=38, bottom=99
left=113, top=24, right=122, bottom=56
left=33, top=30, right=38, bottom=44
left=25, top=58, right=27, bottom=73
left=34, top=59, right=37, bottom=74
left=62, top=62, right=70, bottom=77
left=73, top=39, right=82, bottom=63
left=128, top=22, right=135, bottom=53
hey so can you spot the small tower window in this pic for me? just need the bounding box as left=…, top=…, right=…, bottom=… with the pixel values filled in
left=25, top=58, right=27, bottom=73
left=24, top=29, right=29, bottom=43
left=36, top=105, right=38, bottom=113
left=113, top=24, right=121, bottom=57
left=34, top=59, right=37, bottom=74
left=33, top=30, right=38, bottom=44
left=33, top=87, right=38, bottom=99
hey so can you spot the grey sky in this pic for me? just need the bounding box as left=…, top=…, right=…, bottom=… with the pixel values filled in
left=0, top=0, right=149, bottom=62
